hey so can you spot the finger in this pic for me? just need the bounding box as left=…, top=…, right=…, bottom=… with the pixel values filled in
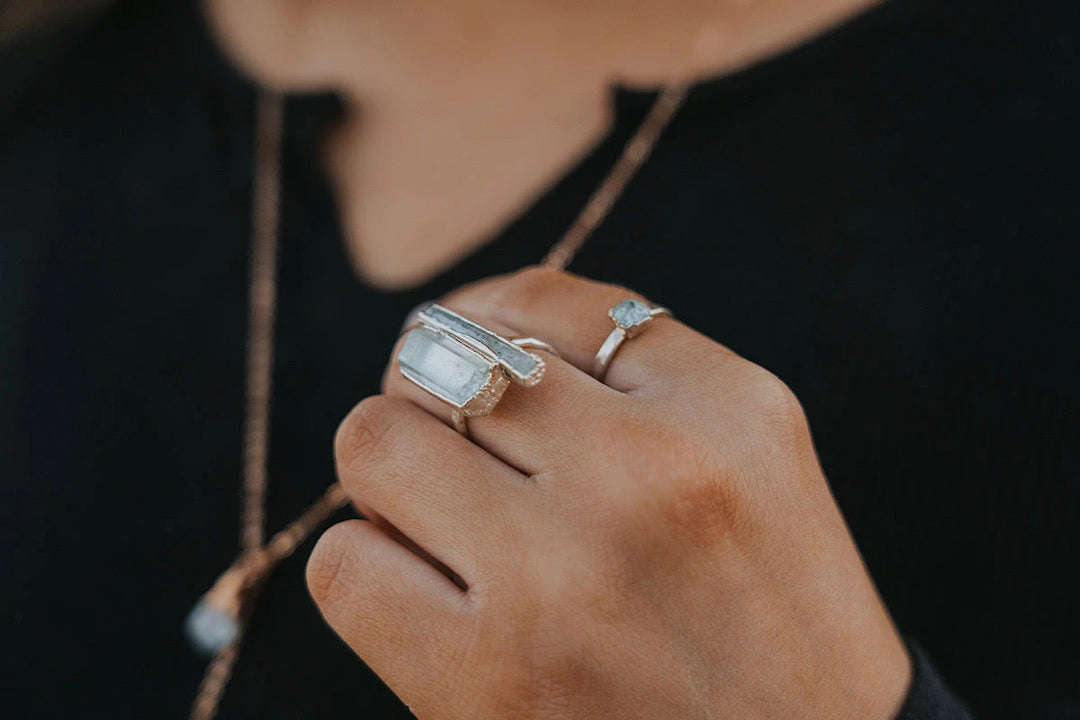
left=307, top=519, right=475, bottom=719
left=335, top=394, right=531, bottom=584
left=444, top=266, right=726, bottom=393
left=382, top=320, right=627, bottom=476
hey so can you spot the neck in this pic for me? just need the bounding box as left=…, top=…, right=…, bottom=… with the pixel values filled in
left=325, top=64, right=612, bottom=288
left=209, top=0, right=883, bottom=288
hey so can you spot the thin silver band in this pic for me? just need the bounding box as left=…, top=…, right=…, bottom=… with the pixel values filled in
left=511, top=337, right=558, bottom=355
left=592, top=306, right=671, bottom=381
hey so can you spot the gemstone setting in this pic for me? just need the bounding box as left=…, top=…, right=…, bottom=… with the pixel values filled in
left=609, top=298, right=653, bottom=332
left=397, top=326, right=507, bottom=412
left=419, top=304, right=546, bottom=385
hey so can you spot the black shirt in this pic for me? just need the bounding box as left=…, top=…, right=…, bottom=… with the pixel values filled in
left=2, top=0, right=1077, bottom=717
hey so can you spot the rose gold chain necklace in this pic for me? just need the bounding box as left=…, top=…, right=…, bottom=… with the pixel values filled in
left=187, top=84, right=687, bottom=720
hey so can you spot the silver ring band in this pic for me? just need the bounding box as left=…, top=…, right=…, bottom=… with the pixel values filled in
left=592, top=299, right=671, bottom=381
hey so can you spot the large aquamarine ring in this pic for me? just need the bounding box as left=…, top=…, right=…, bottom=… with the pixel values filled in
left=591, top=298, right=672, bottom=381
left=397, top=304, right=553, bottom=434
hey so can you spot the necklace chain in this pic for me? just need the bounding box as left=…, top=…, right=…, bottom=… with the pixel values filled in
left=543, top=85, right=687, bottom=269
left=189, top=83, right=687, bottom=720
left=241, top=92, right=283, bottom=553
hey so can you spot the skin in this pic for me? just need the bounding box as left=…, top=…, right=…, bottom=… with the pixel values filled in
left=204, top=1, right=911, bottom=715
left=205, top=0, right=884, bottom=288
left=309, top=267, right=911, bottom=719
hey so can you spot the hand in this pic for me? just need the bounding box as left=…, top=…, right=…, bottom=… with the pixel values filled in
left=307, top=267, right=911, bottom=720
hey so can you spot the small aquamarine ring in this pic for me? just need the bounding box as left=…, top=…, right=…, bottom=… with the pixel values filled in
left=591, top=298, right=672, bottom=382
left=397, top=304, right=553, bottom=436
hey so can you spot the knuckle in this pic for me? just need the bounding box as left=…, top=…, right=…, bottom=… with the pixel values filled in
left=510, top=264, right=562, bottom=288
left=306, top=522, right=362, bottom=616
left=437, top=266, right=565, bottom=332
left=333, top=395, right=406, bottom=472
left=498, top=265, right=564, bottom=310
left=439, top=271, right=510, bottom=308
left=748, top=369, right=809, bottom=442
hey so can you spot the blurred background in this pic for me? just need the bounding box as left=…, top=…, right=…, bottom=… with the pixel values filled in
left=2, top=1, right=1078, bottom=719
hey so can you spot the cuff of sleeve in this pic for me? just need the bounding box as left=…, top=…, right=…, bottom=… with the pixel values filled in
left=894, top=639, right=975, bottom=720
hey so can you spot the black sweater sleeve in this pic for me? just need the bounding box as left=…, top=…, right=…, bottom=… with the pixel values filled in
left=896, top=641, right=974, bottom=720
